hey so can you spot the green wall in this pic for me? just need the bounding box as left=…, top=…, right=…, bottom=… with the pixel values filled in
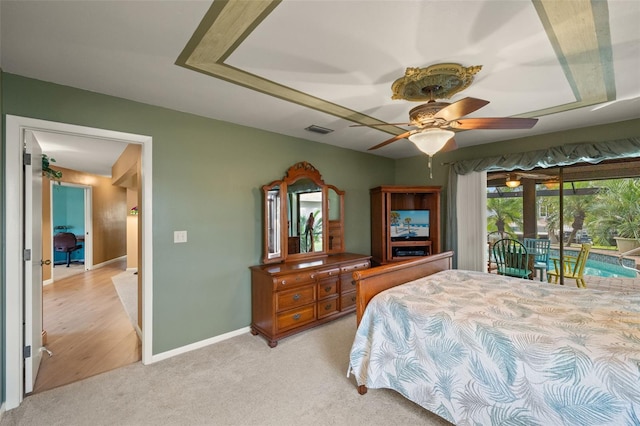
left=1, top=73, right=394, bottom=354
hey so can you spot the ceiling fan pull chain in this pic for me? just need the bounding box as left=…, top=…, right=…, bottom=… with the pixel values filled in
left=428, top=156, right=433, bottom=179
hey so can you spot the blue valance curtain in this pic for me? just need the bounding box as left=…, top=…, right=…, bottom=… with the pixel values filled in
left=451, top=137, right=640, bottom=175
left=445, top=137, right=640, bottom=267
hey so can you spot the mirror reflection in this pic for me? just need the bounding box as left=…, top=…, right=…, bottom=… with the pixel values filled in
left=265, top=185, right=281, bottom=260
left=287, top=178, right=322, bottom=254
left=260, top=161, right=345, bottom=264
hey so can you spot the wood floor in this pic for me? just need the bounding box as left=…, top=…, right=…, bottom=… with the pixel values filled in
left=33, top=260, right=141, bottom=394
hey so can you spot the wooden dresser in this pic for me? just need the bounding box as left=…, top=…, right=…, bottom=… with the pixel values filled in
left=250, top=253, right=370, bottom=347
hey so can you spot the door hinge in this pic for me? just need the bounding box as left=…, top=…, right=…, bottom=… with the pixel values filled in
left=24, top=152, right=32, bottom=166
left=24, top=249, right=32, bottom=261
left=23, top=345, right=32, bottom=359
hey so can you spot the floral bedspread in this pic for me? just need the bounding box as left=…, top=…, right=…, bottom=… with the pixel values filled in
left=349, top=269, right=640, bottom=425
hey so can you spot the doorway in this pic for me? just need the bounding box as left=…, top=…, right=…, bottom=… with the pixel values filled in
left=50, top=183, right=92, bottom=281
left=4, top=115, right=154, bottom=410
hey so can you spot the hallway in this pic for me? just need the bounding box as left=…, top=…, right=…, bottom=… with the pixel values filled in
left=34, top=260, right=141, bottom=393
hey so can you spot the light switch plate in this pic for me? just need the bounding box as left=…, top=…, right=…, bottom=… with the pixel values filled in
left=174, top=230, right=187, bottom=243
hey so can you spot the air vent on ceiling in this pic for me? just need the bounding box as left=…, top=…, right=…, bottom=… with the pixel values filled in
left=305, top=125, right=334, bottom=135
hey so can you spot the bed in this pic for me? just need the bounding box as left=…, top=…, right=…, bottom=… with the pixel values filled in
left=348, top=252, right=640, bottom=425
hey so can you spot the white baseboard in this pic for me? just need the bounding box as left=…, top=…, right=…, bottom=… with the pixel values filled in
left=43, top=278, right=54, bottom=286
left=148, top=326, right=251, bottom=364
left=126, top=267, right=138, bottom=273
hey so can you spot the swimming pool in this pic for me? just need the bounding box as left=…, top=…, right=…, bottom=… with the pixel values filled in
left=548, top=249, right=638, bottom=278
left=584, top=259, right=637, bottom=278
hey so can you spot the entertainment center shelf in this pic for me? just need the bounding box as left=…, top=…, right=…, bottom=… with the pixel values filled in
left=391, top=239, right=432, bottom=256
left=370, top=186, right=441, bottom=265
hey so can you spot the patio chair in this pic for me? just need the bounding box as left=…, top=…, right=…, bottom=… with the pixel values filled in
left=524, top=238, right=551, bottom=281
left=487, top=231, right=507, bottom=273
left=492, top=238, right=533, bottom=279
left=547, top=243, right=592, bottom=288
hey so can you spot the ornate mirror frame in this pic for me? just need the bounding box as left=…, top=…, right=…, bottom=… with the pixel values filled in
left=261, top=162, right=345, bottom=264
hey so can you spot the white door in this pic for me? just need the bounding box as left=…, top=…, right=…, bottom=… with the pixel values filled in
left=24, top=130, right=44, bottom=393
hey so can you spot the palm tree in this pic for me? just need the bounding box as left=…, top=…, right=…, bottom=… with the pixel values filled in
left=487, top=195, right=522, bottom=237
left=563, top=187, right=591, bottom=247
left=403, top=217, right=412, bottom=234
left=539, top=182, right=592, bottom=246
left=390, top=211, right=400, bottom=234
left=586, top=179, right=640, bottom=245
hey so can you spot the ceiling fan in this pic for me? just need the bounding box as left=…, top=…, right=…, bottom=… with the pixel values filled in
left=352, top=64, right=540, bottom=177
left=361, top=85, right=539, bottom=152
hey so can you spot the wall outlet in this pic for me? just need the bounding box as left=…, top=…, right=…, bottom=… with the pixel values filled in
left=174, top=230, right=187, bottom=243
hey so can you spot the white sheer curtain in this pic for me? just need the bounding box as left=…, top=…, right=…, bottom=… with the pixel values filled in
left=455, top=171, right=487, bottom=271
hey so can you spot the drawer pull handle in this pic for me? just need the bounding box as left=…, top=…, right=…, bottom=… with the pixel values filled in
left=292, top=294, right=301, bottom=301
left=293, top=313, right=301, bottom=320
left=350, top=280, right=356, bottom=287
left=324, top=286, right=332, bottom=293
left=281, top=280, right=286, bottom=286
left=325, top=303, right=333, bottom=311
left=351, top=296, right=356, bottom=302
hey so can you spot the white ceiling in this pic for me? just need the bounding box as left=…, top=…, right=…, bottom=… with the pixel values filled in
left=2, top=0, right=639, bottom=175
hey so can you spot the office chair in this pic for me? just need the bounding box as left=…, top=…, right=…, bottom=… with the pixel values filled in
left=53, top=232, right=83, bottom=267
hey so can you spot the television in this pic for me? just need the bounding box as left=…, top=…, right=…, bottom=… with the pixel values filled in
left=389, top=209, right=430, bottom=240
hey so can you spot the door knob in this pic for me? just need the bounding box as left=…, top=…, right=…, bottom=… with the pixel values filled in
left=41, top=259, right=52, bottom=266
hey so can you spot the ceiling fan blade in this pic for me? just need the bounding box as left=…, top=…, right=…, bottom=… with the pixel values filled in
left=368, top=130, right=413, bottom=150
left=434, top=97, right=490, bottom=121
left=455, top=117, right=538, bottom=129
left=350, top=122, right=412, bottom=127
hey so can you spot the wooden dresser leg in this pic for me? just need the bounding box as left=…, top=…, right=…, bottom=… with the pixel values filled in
left=357, top=385, right=368, bottom=395
left=268, top=340, right=278, bottom=348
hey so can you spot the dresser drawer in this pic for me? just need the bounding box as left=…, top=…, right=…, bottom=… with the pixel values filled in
left=340, top=276, right=357, bottom=294
left=273, top=271, right=316, bottom=290
left=340, top=261, right=370, bottom=274
left=276, top=305, right=315, bottom=332
left=317, top=280, right=338, bottom=299
left=317, top=297, right=339, bottom=319
left=340, top=292, right=357, bottom=311
left=276, top=285, right=315, bottom=312
left=315, top=267, right=340, bottom=280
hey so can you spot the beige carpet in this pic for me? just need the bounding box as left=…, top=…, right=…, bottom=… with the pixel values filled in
left=111, top=270, right=138, bottom=327
left=1, top=315, right=452, bottom=426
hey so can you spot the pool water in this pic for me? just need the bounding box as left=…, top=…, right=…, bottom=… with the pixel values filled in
left=547, top=249, right=638, bottom=278
left=583, top=259, right=637, bottom=278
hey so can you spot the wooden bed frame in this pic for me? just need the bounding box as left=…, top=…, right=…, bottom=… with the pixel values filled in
left=351, top=251, right=454, bottom=395
left=353, top=251, right=454, bottom=326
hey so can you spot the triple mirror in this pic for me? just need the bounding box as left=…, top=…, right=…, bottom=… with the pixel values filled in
left=262, top=162, right=344, bottom=264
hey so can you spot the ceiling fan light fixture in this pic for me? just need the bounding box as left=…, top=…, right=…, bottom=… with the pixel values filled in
left=408, top=128, right=454, bottom=179
left=543, top=179, right=560, bottom=190
left=505, top=174, right=521, bottom=188
left=408, top=128, right=454, bottom=156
